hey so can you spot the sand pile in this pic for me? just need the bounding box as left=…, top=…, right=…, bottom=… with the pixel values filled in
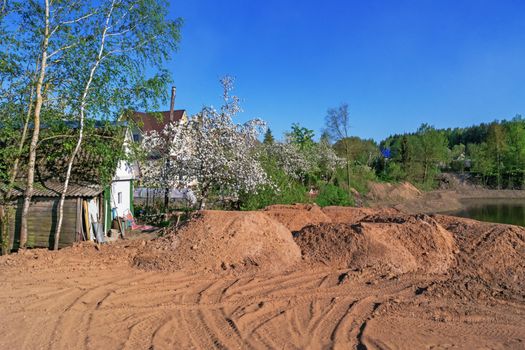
left=294, top=214, right=456, bottom=274
left=133, top=210, right=301, bottom=274
left=262, top=204, right=332, bottom=232
left=367, top=181, right=422, bottom=202
left=434, top=215, right=525, bottom=299
left=322, top=206, right=402, bottom=224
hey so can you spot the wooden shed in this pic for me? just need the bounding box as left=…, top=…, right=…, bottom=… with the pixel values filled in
left=0, top=123, right=136, bottom=251
left=1, top=181, right=104, bottom=250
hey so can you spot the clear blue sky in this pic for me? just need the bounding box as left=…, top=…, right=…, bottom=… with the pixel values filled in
left=164, top=0, right=525, bottom=142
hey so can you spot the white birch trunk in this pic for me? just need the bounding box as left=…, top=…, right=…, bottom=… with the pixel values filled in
left=54, top=1, right=115, bottom=249
left=19, top=0, right=50, bottom=248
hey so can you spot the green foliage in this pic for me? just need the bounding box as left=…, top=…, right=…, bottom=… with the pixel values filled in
left=0, top=207, right=13, bottom=255
left=468, top=142, right=491, bottom=184
left=263, top=128, right=275, bottom=145
left=381, top=161, right=405, bottom=182
left=239, top=167, right=308, bottom=211
left=315, top=184, right=353, bottom=207
left=333, top=137, right=379, bottom=166
left=379, top=124, right=450, bottom=189
left=449, top=143, right=466, bottom=172
left=0, top=108, right=22, bottom=183
left=287, top=123, right=315, bottom=151
left=0, top=0, right=182, bottom=209
left=348, top=165, right=377, bottom=193
left=378, top=117, right=525, bottom=189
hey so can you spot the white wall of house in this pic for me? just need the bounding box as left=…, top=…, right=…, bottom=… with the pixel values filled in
left=110, top=180, right=132, bottom=218
left=110, top=128, right=135, bottom=218
left=114, top=160, right=134, bottom=181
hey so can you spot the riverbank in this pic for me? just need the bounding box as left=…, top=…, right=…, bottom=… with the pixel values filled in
left=367, top=181, right=525, bottom=214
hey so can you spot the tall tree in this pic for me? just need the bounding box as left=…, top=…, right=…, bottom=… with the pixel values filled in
left=4, top=0, right=103, bottom=247
left=468, top=142, right=491, bottom=185
left=325, top=104, right=352, bottom=192
left=287, top=123, right=315, bottom=151
left=486, top=122, right=507, bottom=189
left=263, top=128, right=275, bottom=145
left=0, top=2, right=39, bottom=205
left=53, top=0, right=181, bottom=249
left=19, top=0, right=56, bottom=247
left=503, top=117, right=525, bottom=188
left=400, top=135, right=410, bottom=173
left=142, top=77, right=268, bottom=209
left=413, top=124, right=449, bottom=185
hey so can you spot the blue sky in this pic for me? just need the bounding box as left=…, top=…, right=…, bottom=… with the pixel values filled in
left=164, top=0, right=525, bottom=142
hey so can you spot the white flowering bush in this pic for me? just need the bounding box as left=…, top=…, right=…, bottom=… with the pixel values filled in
left=260, top=140, right=342, bottom=183
left=141, top=77, right=269, bottom=208
left=259, top=142, right=312, bottom=180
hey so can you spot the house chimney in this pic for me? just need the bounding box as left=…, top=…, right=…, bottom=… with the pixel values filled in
left=169, top=86, right=176, bottom=122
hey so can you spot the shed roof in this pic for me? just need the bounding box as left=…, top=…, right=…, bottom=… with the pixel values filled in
left=2, top=181, right=103, bottom=198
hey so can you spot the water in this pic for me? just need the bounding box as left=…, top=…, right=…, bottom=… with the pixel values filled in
left=444, top=198, right=525, bottom=227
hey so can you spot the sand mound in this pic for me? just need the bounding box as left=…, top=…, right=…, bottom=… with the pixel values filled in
left=262, top=204, right=332, bottom=232
left=133, top=210, right=301, bottom=274
left=434, top=215, right=525, bottom=299
left=294, top=214, right=456, bottom=274
left=367, top=181, right=422, bottom=202
left=322, top=206, right=402, bottom=224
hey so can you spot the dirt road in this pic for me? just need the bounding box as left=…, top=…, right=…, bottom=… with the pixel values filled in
left=1, top=249, right=524, bottom=349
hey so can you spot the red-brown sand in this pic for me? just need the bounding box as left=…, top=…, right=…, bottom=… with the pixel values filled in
left=0, top=205, right=524, bottom=349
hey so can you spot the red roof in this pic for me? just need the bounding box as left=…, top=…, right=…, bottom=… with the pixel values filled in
left=131, top=110, right=186, bottom=134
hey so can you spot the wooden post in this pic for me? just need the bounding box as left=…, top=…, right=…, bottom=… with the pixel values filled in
left=76, top=197, right=83, bottom=242
left=83, top=200, right=90, bottom=241
left=98, top=192, right=103, bottom=222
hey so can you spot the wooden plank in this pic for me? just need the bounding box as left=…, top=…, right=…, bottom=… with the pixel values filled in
left=76, top=198, right=82, bottom=241
left=6, top=197, right=91, bottom=249
left=83, top=200, right=90, bottom=240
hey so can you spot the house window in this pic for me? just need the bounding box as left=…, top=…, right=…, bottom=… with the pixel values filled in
left=118, top=192, right=122, bottom=204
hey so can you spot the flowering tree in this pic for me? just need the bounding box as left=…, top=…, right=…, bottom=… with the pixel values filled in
left=259, top=142, right=312, bottom=181
left=141, top=77, right=268, bottom=209
left=260, top=133, right=342, bottom=184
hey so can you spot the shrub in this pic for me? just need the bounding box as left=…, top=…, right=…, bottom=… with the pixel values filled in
left=315, top=184, right=354, bottom=207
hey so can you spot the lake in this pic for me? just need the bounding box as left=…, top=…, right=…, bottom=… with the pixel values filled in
left=443, top=198, right=525, bottom=227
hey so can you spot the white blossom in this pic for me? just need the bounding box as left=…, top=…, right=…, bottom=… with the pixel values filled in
left=260, top=139, right=342, bottom=181
left=141, top=77, right=269, bottom=208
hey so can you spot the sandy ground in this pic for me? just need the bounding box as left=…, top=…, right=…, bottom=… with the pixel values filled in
left=1, top=252, right=524, bottom=349
left=1, top=205, right=524, bottom=350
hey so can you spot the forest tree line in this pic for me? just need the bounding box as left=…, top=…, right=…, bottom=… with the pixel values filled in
left=378, top=116, right=525, bottom=189
left=240, top=115, right=525, bottom=210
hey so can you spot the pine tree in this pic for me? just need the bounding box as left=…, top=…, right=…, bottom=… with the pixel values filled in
left=263, top=128, right=275, bottom=145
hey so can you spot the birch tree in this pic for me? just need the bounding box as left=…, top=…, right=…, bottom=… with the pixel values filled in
left=13, top=1, right=98, bottom=248
left=53, top=0, right=181, bottom=249
left=325, top=104, right=352, bottom=192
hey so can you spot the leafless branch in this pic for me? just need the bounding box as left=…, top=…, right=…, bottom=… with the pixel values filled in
left=60, top=10, right=97, bottom=25
left=47, top=42, right=79, bottom=59
left=107, top=22, right=139, bottom=37
left=50, top=9, right=97, bottom=36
